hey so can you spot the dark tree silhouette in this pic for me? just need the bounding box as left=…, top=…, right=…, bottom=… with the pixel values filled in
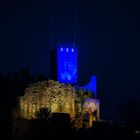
left=119, top=99, right=140, bottom=129
left=35, top=107, right=51, bottom=120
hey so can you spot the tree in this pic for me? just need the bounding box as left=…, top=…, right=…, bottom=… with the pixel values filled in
left=119, top=100, right=140, bottom=129
left=35, top=107, right=51, bottom=121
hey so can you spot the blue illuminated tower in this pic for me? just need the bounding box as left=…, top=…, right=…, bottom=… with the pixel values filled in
left=50, top=47, right=78, bottom=84
left=82, top=75, right=97, bottom=98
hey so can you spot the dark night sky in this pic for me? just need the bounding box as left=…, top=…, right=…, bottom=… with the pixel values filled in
left=0, top=0, right=140, bottom=120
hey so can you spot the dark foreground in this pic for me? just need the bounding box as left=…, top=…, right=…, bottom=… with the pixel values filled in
left=11, top=118, right=139, bottom=140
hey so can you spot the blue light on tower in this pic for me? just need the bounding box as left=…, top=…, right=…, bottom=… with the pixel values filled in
left=60, top=48, right=63, bottom=52
left=57, top=47, right=78, bottom=84
left=66, top=48, right=69, bottom=52
left=82, top=75, right=97, bottom=98
left=71, top=48, right=74, bottom=52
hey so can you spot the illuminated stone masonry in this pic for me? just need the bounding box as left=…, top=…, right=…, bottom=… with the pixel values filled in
left=18, top=80, right=99, bottom=125
left=19, top=80, right=77, bottom=119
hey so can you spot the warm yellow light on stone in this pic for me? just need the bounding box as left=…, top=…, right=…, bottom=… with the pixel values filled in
left=18, top=80, right=100, bottom=128
left=18, top=80, right=78, bottom=119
